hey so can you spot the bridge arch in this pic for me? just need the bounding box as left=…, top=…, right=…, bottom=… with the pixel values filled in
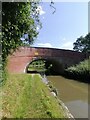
left=25, top=57, right=65, bottom=75
left=7, top=47, right=88, bottom=73
left=25, top=57, right=46, bottom=73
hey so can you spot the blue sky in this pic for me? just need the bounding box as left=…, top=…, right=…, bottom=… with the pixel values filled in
left=31, top=2, right=88, bottom=50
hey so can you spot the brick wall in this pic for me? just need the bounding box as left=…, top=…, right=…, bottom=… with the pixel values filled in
left=7, top=47, right=87, bottom=73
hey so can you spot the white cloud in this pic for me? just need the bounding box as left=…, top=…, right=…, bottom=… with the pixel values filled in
left=20, top=37, right=25, bottom=41
left=36, top=5, right=46, bottom=15
left=36, top=26, right=40, bottom=31
left=37, top=43, right=52, bottom=48
left=60, top=41, right=73, bottom=50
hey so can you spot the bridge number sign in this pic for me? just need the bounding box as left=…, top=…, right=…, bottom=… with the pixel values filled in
left=35, top=52, right=39, bottom=55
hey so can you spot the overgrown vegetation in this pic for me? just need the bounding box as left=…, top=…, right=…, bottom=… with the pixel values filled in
left=2, top=74, right=66, bottom=118
left=2, top=2, right=41, bottom=65
left=2, top=2, right=41, bottom=84
left=64, top=59, right=90, bottom=83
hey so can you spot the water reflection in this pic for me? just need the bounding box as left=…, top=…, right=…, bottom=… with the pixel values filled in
left=47, top=76, right=89, bottom=118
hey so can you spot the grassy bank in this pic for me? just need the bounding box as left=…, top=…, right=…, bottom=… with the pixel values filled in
left=0, top=55, right=2, bottom=84
left=2, top=73, right=66, bottom=118
left=64, top=59, right=90, bottom=83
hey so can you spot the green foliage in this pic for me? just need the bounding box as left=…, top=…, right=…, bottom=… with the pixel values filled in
left=2, top=2, right=41, bottom=63
left=0, top=55, right=2, bottom=84
left=27, top=60, right=53, bottom=73
left=67, top=59, right=90, bottom=73
left=73, top=33, right=90, bottom=52
left=0, top=55, right=8, bottom=87
left=28, top=60, right=46, bottom=72
left=65, top=59, right=90, bottom=82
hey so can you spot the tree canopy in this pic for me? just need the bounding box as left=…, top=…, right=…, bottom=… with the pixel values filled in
left=73, top=33, right=90, bottom=53
left=2, top=2, right=41, bottom=62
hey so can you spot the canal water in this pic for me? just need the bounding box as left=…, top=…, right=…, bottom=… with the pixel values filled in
left=47, top=76, right=89, bottom=118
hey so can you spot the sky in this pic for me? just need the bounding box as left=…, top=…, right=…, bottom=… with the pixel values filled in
left=31, top=2, right=88, bottom=50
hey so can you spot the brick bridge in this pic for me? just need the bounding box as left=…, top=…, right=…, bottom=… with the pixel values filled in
left=7, top=47, right=89, bottom=73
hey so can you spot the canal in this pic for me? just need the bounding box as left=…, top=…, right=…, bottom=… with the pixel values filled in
left=47, top=76, right=89, bottom=118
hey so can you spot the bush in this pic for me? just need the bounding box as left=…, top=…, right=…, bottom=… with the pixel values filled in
left=64, top=59, right=90, bottom=83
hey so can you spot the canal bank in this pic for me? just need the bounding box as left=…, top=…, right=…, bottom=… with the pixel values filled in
left=46, top=75, right=89, bottom=118
left=40, top=74, right=75, bottom=119
left=2, top=73, right=70, bottom=119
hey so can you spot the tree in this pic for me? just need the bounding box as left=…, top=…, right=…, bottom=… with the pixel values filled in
left=2, top=2, right=41, bottom=63
left=73, top=33, right=90, bottom=53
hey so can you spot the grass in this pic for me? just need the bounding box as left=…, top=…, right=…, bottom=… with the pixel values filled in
left=28, top=67, right=46, bottom=72
left=2, top=73, right=66, bottom=118
left=0, top=55, right=2, bottom=84
left=0, top=55, right=2, bottom=119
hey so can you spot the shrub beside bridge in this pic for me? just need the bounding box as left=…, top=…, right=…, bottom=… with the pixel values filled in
left=64, top=59, right=90, bottom=83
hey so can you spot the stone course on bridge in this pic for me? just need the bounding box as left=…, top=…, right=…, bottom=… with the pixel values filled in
left=7, top=47, right=89, bottom=73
